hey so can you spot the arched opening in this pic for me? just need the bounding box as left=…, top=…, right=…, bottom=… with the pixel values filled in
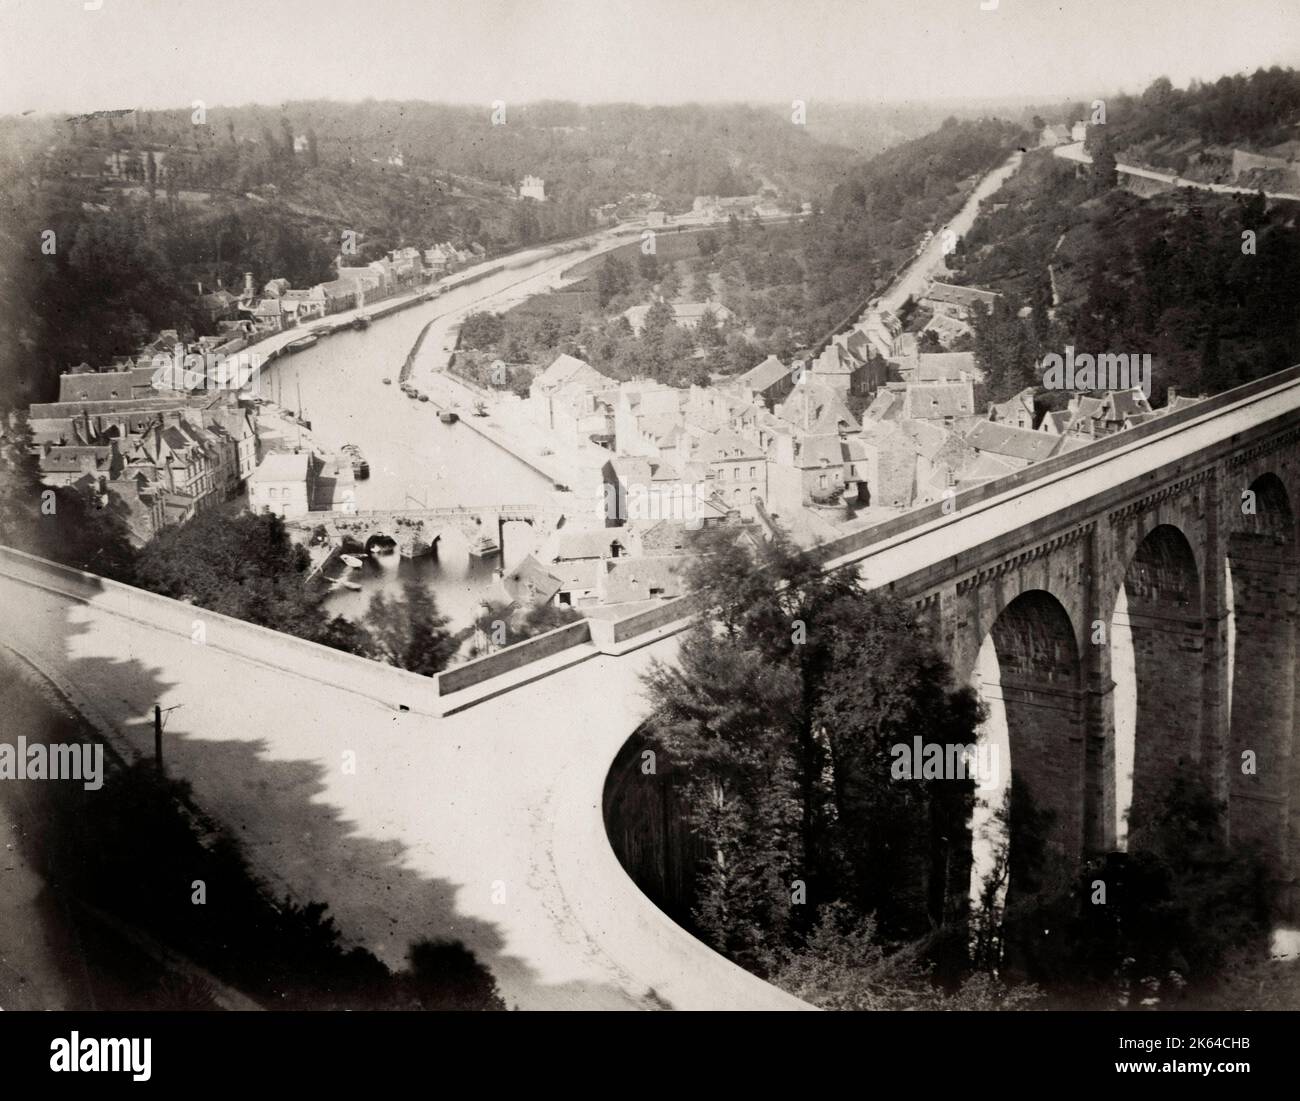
left=1119, top=523, right=1203, bottom=849
left=1109, top=585, right=1137, bottom=850
left=1227, top=473, right=1297, bottom=865
left=969, top=590, right=1083, bottom=915
left=968, top=632, right=1010, bottom=916
left=364, top=533, right=399, bottom=565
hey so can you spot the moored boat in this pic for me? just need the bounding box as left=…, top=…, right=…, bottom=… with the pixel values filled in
left=340, top=444, right=370, bottom=480
left=352, top=315, right=370, bottom=330
left=468, top=533, right=499, bottom=558
left=439, top=410, right=459, bottom=424
left=285, top=332, right=319, bottom=352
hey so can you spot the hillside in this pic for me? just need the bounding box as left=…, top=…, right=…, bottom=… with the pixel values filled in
left=0, top=103, right=1029, bottom=408
left=1081, top=67, right=1300, bottom=188
left=947, top=72, right=1300, bottom=405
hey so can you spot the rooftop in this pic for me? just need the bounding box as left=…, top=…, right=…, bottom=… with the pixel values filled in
left=965, top=420, right=1062, bottom=463
left=249, top=451, right=310, bottom=484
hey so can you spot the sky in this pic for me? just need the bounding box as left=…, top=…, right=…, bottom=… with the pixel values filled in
left=0, top=0, right=1297, bottom=116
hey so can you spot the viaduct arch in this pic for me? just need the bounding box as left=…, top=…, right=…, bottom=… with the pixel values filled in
left=903, top=422, right=1300, bottom=916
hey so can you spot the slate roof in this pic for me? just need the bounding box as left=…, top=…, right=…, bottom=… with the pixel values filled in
left=737, top=355, right=791, bottom=391
left=917, top=352, right=979, bottom=383
left=965, top=420, right=1062, bottom=463
left=902, top=381, right=975, bottom=420
left=775, top=383, right=859, bottom=434
left=922, top=281, right=1001, bottom=309
left=502, top=554, right=562, bottom=605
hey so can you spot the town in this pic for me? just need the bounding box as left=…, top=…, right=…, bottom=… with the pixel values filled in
left=22, top=227, right=1197, bottom=628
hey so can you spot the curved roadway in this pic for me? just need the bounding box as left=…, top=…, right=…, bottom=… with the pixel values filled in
left=0, top=554, right=806, bottom=1010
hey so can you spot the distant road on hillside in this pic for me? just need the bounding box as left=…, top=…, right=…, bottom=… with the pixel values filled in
left=1052, top=141, right=1300, bottom=202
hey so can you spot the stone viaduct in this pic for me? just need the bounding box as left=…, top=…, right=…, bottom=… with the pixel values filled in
left=824, top=367, right=1300, bottom=913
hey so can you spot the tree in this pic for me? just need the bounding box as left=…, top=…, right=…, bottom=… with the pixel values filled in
left=0, top=425, right=135, bottom=581
left=365, top=578, right=456, bottom=676
left=637, top=250, right=659, bottom=283
left=596, top=253, right=631, bottom=307
left=405, top=939, right=506, bottom=1010
left=459, top=311, right=505, bottom=350
left=136, top=509, right=317, bottom=629
left=640, top=298, right=676, bottom=343
left=1090, top=135, right=1118, bottom=195
left=696, top=308, right=725, bottom=350
left=643, top=528, right=981, bottom=969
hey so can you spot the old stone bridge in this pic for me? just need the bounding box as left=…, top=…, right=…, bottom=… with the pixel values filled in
left=1, top=366, right=1299, bottom=1008
left=298, top=502, right=563, bottom=558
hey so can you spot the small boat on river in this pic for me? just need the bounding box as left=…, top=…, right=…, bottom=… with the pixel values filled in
left=340, top=444, right=370, bottom=480
left=351, top=315, right=370, bottom=331
left=439, top=410, right=459, bottom=424
left=284, top=332, right=319, bottom=353
left=340, top=554, right=364, bottom=570
left=382, top=377, right=392, bottom=385
left=468, top=533, right=499, bottom=558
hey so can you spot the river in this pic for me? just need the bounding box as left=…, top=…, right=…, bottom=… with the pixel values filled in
left=261, top=235, right=628, bottom=629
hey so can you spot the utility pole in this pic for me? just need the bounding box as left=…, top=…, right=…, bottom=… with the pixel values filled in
left=154, top=703, right=181, bottom=776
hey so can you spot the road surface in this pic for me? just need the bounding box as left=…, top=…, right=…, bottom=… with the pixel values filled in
left=0, top=553, right=807, bottom=1011
left=878, top=149, right=1024, bottom=314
